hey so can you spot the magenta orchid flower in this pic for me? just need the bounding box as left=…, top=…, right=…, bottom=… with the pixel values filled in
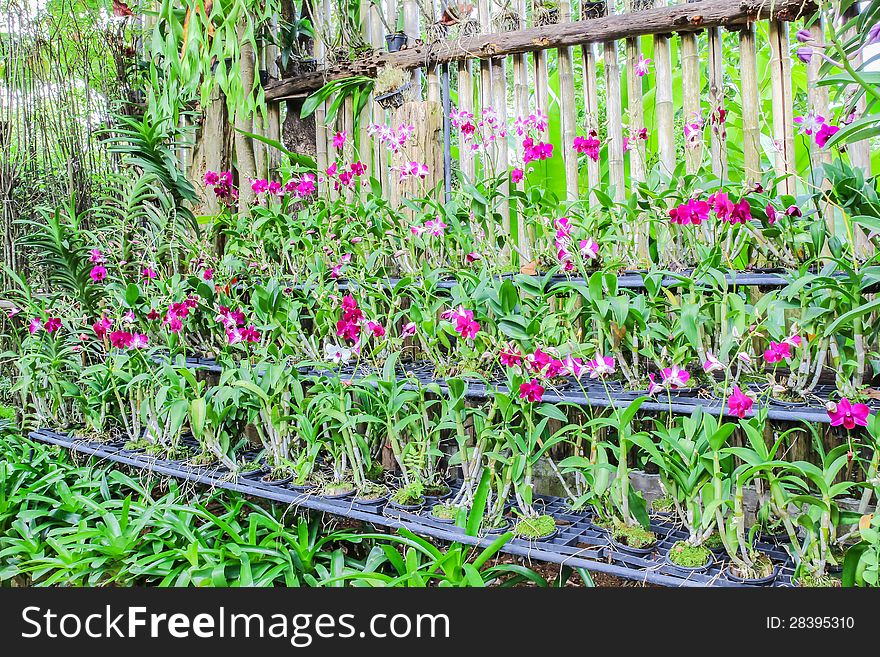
left=202, top=268, right=213, bottom=281
left=763, top=341, right=792, bottom=364
left=109, top=330, right=133, bottom=349
left=661, top=366, right=690, bottom=389
left=142, top=267, right=157, bottom=280
left=647, top=373, right=663, bottom=395
left=511, top=167, right=524, bottom=183
left=28, top=317, right=42, bottom=334
left=585, top=354, right=616, bottom=379
left=669, top=198, right=711, bottom=226
left=527, top=348, right=553, bottom=374
left=500, top=343, right=523, bottom=368
left=366, top=321, right=386, bottom=338
left=401, top=322, right=417, bottom=337
left=251, top=179, right=269, bottom=194
left=333, top=131, right=347, bottom=149
left=635, top=54, right=652, bottom=77
left=703, top=352, right=725, bottom=374
left=815, top=123, right=839, bottom=148
left=44, top=317, right=61, bottom=333
left=579, top=238, right=599, bottom=260
left=560, top=355, right=585, bottom=379
left=89, top=249, right=105, bottom=264
left=827, top=398, right=870, bottom=429
left=519, top=379, right=545, bottom=403
left=89, top=265, right=107, bottom=282
left=728, top=386, right=754, bottom=419
left=572, top=131, right=601, bottom=162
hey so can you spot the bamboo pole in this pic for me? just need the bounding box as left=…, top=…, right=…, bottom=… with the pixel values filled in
left=558, top=0, right=578, bottom=202
left=680, top=28, right=702, bottom=174
left=768, top=20, right=796, bottom=195
left=358, top=0, right=373, bottom=179
left=625, top=1, right=646, bottom=188
left=604, top=37, right=625, bottom=201
left=403, top=0, right=423, bottom=97
left=653, top=16, right=675, bottom=177
left=314, top=0, right=329, bottom=178
left=458, top=59, right=476, bottom=180
left=581, top=40, right=600, bottom=201
left=841, top=6, right=871, bottom=174
left=492, top=57, right=511, bottom=259
left=512, top=0, right=530, bottom=261
left=739, top=24, right=760, bottom=185
left=707, top=26, right=727, bottom=179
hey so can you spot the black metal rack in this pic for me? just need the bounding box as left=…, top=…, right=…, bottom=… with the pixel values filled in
left=29, top=428, right=798, bottom=588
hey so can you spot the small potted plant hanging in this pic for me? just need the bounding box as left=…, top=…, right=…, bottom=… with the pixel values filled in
left=581, top=0, right=606, bottom=19
left=385, top=32, right=408, bottom=52
left=374, top=66, right=412, bottom=110
left=493, top=0, right=519, bottom=32
left=440, top=0, right=474, bottom=26
left=534, top=0, right=560, bottom=26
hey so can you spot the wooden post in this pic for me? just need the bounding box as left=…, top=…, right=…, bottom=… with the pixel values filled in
left=625, top=1, right=646, bottom=188
left=653, top=19, right=675, bottom=177
left=358, top=0, right=373, bottom=179
left=680, top=28, right=702, bottom=174
left=738, top=24, right=760, bottom=185
left=707, top=26, right=727, bottom=179
left=559, top=0, right=579, bottom=202
left=390, top=102, right=443, bottom=208
left=768, top=20, right=796, bottom=195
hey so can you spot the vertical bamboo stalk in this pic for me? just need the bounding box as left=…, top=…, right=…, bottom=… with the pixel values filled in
left=492, top=58, right=511, bottom=259
left=739, top=24, right=760, bottom=185
left=458, top=59, right=476, bottom=180
left=604, top=38, right=625, bottom=201
left=314, top=0, right=329, bottom=178
left=680, top=29, right=702, bottom=174
left=707, top=26, right=727, bottom=179
left=806, top=19, right=831, bottom=172
left=842, top=5, right=871, bottom=174
left=624, top=3, right=646, bottom=188
left=358, top=0, right=373, bottom=179
left=558, top=0, right=578, bottom=202
left=403, top=0, right=422, bottom=97
left=768, top=20, right=796, bottom=195
left=371, top=2, right=386, bottom=185
left=653, top=24, right=675, bottom=176
left=581, top=42, right=601, bottom=200
left=512, top=0, right=530, bottom=261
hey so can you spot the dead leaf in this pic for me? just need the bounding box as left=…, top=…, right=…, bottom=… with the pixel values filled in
left=520, top=260, right=538, bottom=275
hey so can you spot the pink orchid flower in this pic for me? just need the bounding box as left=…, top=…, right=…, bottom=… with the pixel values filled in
left=579, top=238, right=599, bottom=260
left=333, top=131, right=347, bottom=149
left=527, top=348, right=553, bottom=374
left=142, top=267, right=158, bottom=280
left=635, top=54, right=652, bottom=77
left=511, top=167, right=524, bottom=183
left=519, top=379, right=545, bottom=403
left=560, top=355, right=585, bottom=379
left=401, top=322, right=417, bottom=337
left=728, top=386, right=754, bottom=419
left=661, top=366, right=690, bottom=389
left=647, top=373, right=663, bottom=395
left=28, top=317, right=42, bottom=334
left=763, top=341, right=792, bottom=364
left=89, top=249, right=106, bottom=264
left=827, top=398, right=870, bottom=429
left=703, top=352, right=725, bottom=374
left=500, top=344, right=523, bottom=368
left=585, top=355, right=616, bottom=379
left=90, top=265, right=107, bottom=282
left=44, top=317, right=62, bottom=333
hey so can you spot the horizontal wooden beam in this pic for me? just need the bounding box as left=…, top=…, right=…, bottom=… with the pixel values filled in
left=264, top=0, right=815, bottom=101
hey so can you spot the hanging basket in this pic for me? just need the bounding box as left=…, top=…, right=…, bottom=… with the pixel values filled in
left=494, top=10, right=519, bottom=32
left=534, top=5, right=560, bottom=27
left=375, top=82, right=413, bottom=110
left=581, top=0, right=607, bottom=19
left=461, top=18, right=481, bottom=37
left=631, top=0, right=655, bottom=11
left=426, top=22, right=448, bottom=43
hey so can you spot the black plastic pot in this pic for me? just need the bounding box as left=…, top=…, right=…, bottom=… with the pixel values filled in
left=376, top=83, right=410, bottom=109
left=239, top=467, right=268, bottom=480
left=515, top=527, right=558, bottom=542
left=662, top=551, right=713, bottom=576
left=725, top=564, right=779, bottom=586
left=385, top=32, right=407, bottom=52
left=427, top=505, right=459, bottom=524
left=386, top=497, right=424, bottom=512
left=609, top=535, right=657, bottom=557
left=320, top=488, right=355, bottom=500
left=261, top=473, right=293, bottom=486
left=351, top=495, right=388, bottom=511
left=483, top=517, right=513, bottom=535
left=290, top=482, right=315, bottom=493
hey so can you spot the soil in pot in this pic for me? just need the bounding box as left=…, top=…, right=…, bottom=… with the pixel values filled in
left=353, top=483, right=387, bottom=505
left=321, top=483, right=355, bottom=499
left=514, top=514, right=557, bottom=540
left=423, top=481, right=451, bottom=498
left=610, top=523, right=658, bottom=553
left=667, top=541, right=712, bottom=570
left=726, top=552, right=777, bottom=584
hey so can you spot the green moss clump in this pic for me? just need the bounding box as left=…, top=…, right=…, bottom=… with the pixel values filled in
left=323, top=482, right=355, bottom=496
left=704, top=532, right=724, bottom=550
left=365, top=461, right=384, bottom=482
left=612, top=523, right=657, bottom=549
left=392, top=481, right=424, bottom=505
left=123, top=438, right=152, bottom=451
left=668, top=541, right=711, bottom=568
left=515, top=514, right=557, bottom=539
left=355, top=483, right=386, bottom=501
left=431, top=503, right=459, bottom=520
left=651, top=494, right=676, bottom=514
